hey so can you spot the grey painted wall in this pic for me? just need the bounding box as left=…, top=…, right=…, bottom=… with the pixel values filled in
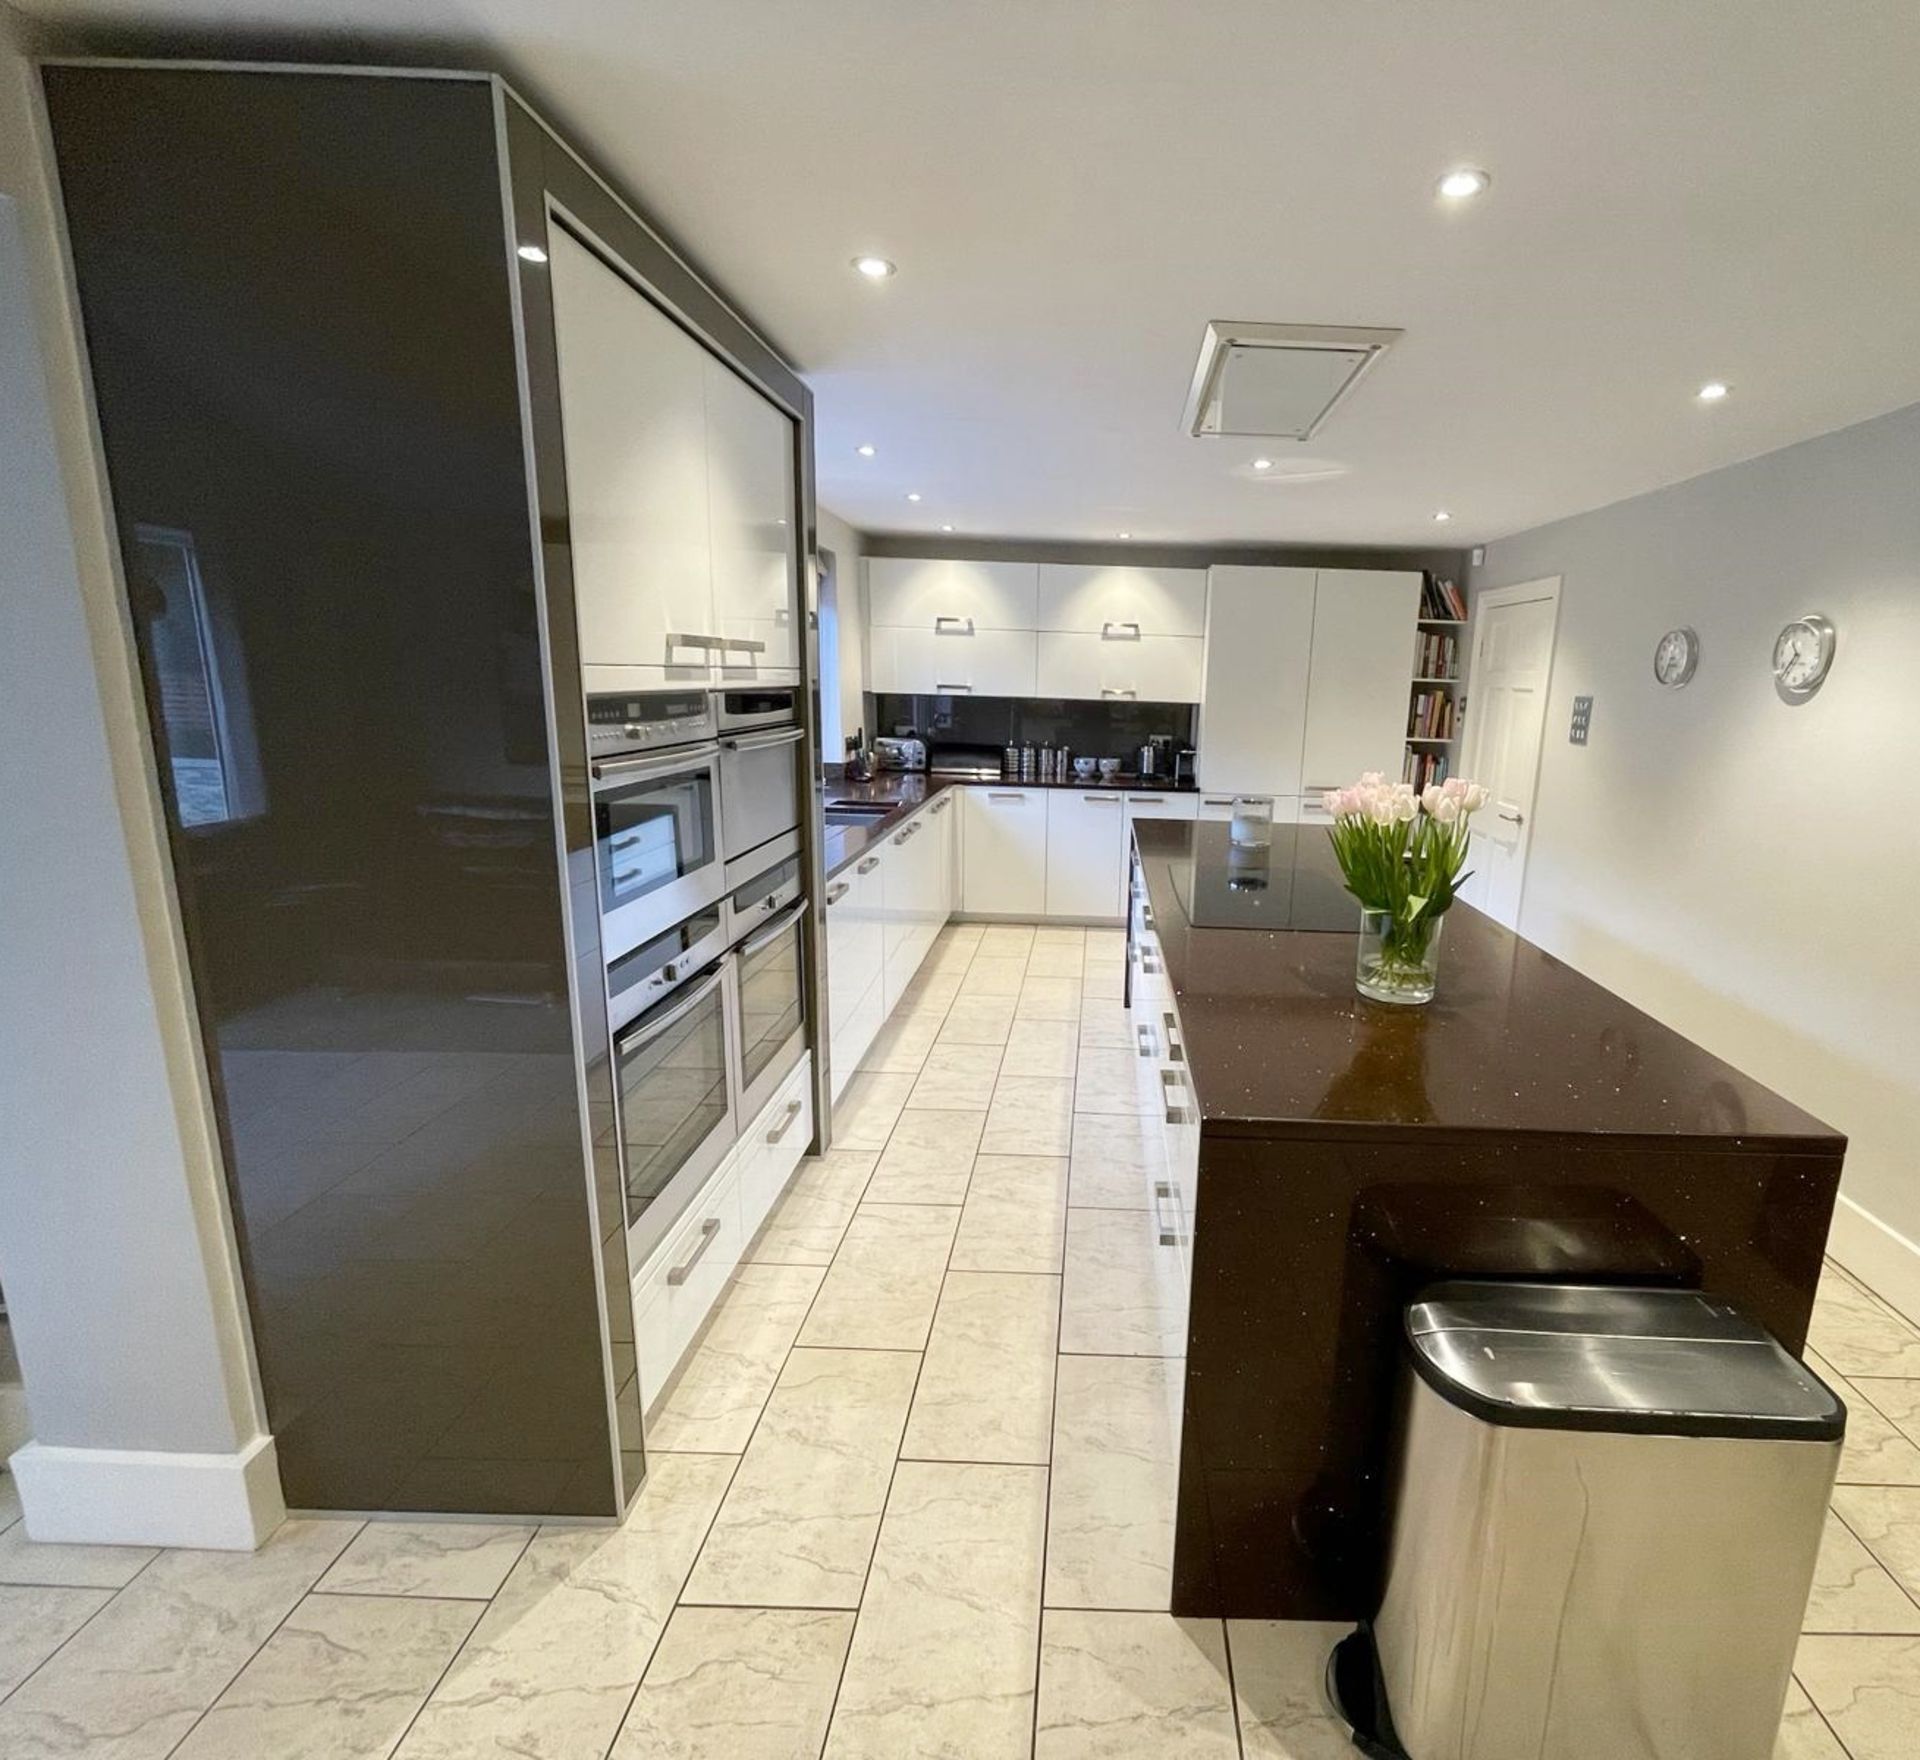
left=1474, top=399, right=1920, bottom=1278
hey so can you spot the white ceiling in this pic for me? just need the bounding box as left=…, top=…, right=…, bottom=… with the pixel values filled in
left=32, top=0, right=1920, bottom=546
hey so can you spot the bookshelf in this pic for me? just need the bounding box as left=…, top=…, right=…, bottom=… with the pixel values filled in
left=1405, top=575, right=1467, bottom=790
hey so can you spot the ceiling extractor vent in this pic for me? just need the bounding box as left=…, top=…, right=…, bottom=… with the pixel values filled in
left=1182, top=321, right=1402, bottom=441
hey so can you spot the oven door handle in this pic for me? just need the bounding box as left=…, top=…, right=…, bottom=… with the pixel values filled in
left=614, top=963, right=726, bottom=1055
left=593, top=741, right=721, bottom=784
left=720, top=726, right=805, bottom=755
left=741, top=899, right=809, bottom=959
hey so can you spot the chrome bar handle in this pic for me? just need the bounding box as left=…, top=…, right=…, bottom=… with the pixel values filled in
left=826, top=881, right=850, bottom=904
left=935, top=681, right=973, bottom=693
left=1152, top=1180, right=1179, bottom=1247
left=721, top=726, right=805, bottom=753
left=666, top=631, right=728, bottom=652
left=666, top=1217, right=722, bottom=1286
left=591, top=739, right=722, bottom=782
left=987, top=791, right=1027, bottom=801
left=1161, top=1067, right=1189, bottom=1126
left=1100, top=686, right=1139, bottom=699
left=933, top=614, right=975, bottom=633
left=930, top=795, right=952, bottom=814
left=766, top=1098, right=804, bottom=1145
left=1136, top=1022, right=1157, bottom=1060
left=1162, top=1011, right=1184, bottom=1063
left=1102, top=620, right=1143, bottom=640
left=857, top=856, right=881, bottom=874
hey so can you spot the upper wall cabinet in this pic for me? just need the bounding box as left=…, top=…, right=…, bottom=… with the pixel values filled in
left=1036, top=633, right=1203, bottom=704
left=705, top=356, right=799, bottom=675
left=1299, top=569, right=1422, bottom=791
left=869, top=558, right=1039, bottom=631
left=869, top=626, right=1037, bottom=697
left=1037, top=565, right=1208, bottom=638
left=550, top=228, right=799, bottom=679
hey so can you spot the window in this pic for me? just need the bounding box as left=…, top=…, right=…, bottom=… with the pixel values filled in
left=817, top=546, right=844, bottom=755
left=131, top=526, right=263, bottom=827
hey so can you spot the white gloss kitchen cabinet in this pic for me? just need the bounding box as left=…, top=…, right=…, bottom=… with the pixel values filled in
left=1200, top=565, right=1419, bottom=797
left=868, top=558, right=1039, bottom=696
left=960, top=786, right=1049, bottom=916
left=549, top=228, right=799, bottom=680
left=1044, top=790, right=1127, bottom=917
left=1035, top=564, right=1206, bottom=703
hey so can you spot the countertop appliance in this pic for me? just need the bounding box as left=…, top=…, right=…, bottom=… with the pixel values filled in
left=1138, top=734, right=1174, bottom=780
left=1173, top=746, right=1198, bottom=786
left=589, top=687, right=726, bottom=963
left=714, top=684, right=803, bottom=886
left=932, top=742, right=1006, bottom=781
left=873, top=736, right=927, bottom=771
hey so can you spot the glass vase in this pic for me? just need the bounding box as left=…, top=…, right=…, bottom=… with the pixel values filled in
left=1356, top=909, right=1443, bottom=1006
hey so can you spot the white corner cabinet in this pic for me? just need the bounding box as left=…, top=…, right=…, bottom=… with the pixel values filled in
left=1200, top=565, right=1420, bottom=797
left=550, top=228, right=799, bottom=681
left=825, top=790, right=958, bottom=1093
left=957, top=784, right=1193, bottom=924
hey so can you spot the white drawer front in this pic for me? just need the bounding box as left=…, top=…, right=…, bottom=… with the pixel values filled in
left=634, top=1162, right=744, bottom=1413
left=740, top=1054, right=814, bottom=1240
left=1124, top=792, right=1199, bottom=823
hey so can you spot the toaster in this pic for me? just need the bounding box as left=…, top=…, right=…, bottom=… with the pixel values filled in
left=873, top=736, right=927, bottom=771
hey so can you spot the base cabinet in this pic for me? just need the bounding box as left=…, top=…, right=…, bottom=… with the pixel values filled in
left=961, top=787, right=1048, bottom=916
left=1044, top=791, right=1127, bottom=917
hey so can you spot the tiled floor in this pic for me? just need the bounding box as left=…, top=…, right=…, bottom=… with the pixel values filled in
left=4, top=918, right=1920, bottom=1755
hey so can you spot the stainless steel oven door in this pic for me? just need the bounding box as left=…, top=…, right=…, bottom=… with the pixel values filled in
left=730, top=899, right=808, bottom=1121
left=719, top=724, right=804, bottom=885
left=612, top=957, right=739, bottom=1262
left=593, top=740, right=725, bottom=962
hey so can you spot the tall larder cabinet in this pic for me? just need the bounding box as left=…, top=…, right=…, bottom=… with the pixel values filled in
left=41, top=61, right=823, bottom=1521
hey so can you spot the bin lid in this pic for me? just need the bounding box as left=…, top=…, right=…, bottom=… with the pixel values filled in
left=1404, top=1282, right=1846, bottom=1441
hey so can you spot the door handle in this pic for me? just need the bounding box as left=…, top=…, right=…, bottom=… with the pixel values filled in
left=722, top=727, right=805, bottom=753
left=766, top=1098, right=804, bottom=1144
left=826, top=881, right=850, bottom=904
left=987, top=791, right=1027, bottom=801
left=1136, top=1022, right=1157, bottom=1060
left=1100, top=686, right=1139, bottom=699
left=1101, top=621, right=1143, bottom=640
left=1161, top=1068, right=1189, bottom=1127
left=857, top=856, right=881, bottom=874
left=1162, top=1011, right=1184, bottom=1063
left=935, top=682, right=973, bottom=693
left=933, top=614, right=975, bottom=633
left=1497, top=809, right=1524, bottom=825
left=1152, top=1179, right=1179, bottom=1247
left=666, top=1217, right=722, bottom=1286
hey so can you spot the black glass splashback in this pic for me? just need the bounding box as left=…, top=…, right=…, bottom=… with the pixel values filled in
left=45, top=66, right=631, bottom=1517
left=869, top=693, right=1197, bottom=765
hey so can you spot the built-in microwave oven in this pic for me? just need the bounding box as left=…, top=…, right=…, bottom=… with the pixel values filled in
left=714, top=685, right=803, bottom=887
left=592, top=732, right=726, bottom=964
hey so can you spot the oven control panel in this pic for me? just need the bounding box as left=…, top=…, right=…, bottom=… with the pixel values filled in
left=586, top=689, right=716, bottom=762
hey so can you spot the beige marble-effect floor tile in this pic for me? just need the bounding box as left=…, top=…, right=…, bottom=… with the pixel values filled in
left=1226, top=1621, right=1353, bottom=1759
left=1072, top=1046, right=1143, bottom=1116
left=903, top=1271, right=1060, bottom=1464
left=648, top=1262, right=827, bottom=1453
left=0, top=1517, right=157, bottom=1589
left=1005, top=1017, right=1081, bottom=1079
left=949, top=1153, right=1069, bottom=1274
left=1032, top=925, right=1087, bottom=947
left=1047, top=1354, right=1177, bottom=1610
left=1018, top=976, right=1085, bottom=1020
left=982, top=1074, right=1075, bottom=1156
left=1810, top=1275, right=1920, bottom=1379
left=1808, top=1351, right=1920, bottom=1486
left=1076, top=1008, right=1135, bottom=1051
left=938, top=994, right=1019, bottom=1046
left=961, top=955, right=1031, bottom=997
left=683, top=1349, right=917, bottom=1608
left=977, top=924, right=1038, bottom=956
left=395, top=1453, right=734, bottom=1760
left=905, top=1045, right=1006, bottom=1112
left=1796, top=1634, right=1920, bottom=1759
left=798, top=1203, right=959, bottom=1350
left=1856, top=1376, right=1920, bottom=1449
left=171, top=1592, right=481, bottom=1760
left=314, top=1521, right=532, bottom=1601
left=1832, top=1485, right=1920, bottom=1605
left=1777, top=1677, right=1850, bottom=1760
left=1068, top=1112, right=1159, bottom=1209
left=898, top=969, right=965, bottom=1012
left=1060, top=1206, right=1185, bottom=1357
left=826, top=1461, right=1047, bottom=1760
left=1803, top=1511, right=1920, bottom=1634
left=867, top=1108, right=985, bottom=1202
left=0, top=1518, right=360, bottom=1760
left=1036, top=1610, right=1238, bottom=1758
left=1027, top=941, right=1086, bottom=978
left=744, top=1150, right=876, bottom=1266
left=1079, top=969, right=1126, bottom=1001
left=0, top=1582, right=111, bottom=1697
left=857, top=1009, right=944, bottom=1074
left=614, top=1606, right=853, bottom=1760
left=832, top=1071, right=919, bottom=1152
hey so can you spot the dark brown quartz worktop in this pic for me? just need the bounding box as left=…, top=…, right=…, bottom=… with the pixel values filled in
left=1129, top=818, right=1848, bottom=1620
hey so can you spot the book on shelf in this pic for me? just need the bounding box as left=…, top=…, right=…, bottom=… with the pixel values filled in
left=1402, top=747, right=1452, bottom=791
left=1413, top=629, right=1460, bottom=680
left=1419, top=574, right=1468, bottom=621
left=1407, top=690, right=1458, bottom=741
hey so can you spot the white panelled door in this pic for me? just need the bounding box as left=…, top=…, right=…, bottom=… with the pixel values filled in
left=1459, top=578, right=1561, bottom=929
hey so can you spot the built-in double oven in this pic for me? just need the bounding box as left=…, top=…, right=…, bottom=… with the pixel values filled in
left=592, top=681, right=809, bottom=1258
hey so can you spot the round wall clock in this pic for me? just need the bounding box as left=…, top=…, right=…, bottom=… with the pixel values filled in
left=1772, top=613, right=1836, bottom=703
left=1653, top=627, right=1700, bottom=688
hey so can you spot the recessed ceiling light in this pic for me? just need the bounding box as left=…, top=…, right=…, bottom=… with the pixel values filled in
left=1117, top=531, right=1132, bottom=540
left=517, top=243, right=548, bottom=263
left=855, top=443, right=876, bottom=457
left=905, top=491, right=922, bottom=502
left=1433, top=510, right=1453, bottom=523
left=1437, top=167, right=1491, bottom=202
left=1251, top=457, right=1274, bottom=472
left=852, top=255, right=896, bottom=280
left=940, top=524, right=954, bottom=533
left=1696, top=380, right=1730, bottom=403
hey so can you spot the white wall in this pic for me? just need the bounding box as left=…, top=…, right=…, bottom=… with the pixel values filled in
left=817, top=503, right=867, bottom=754
left=1475, top=399, right=1920, bottom=1320
left=0, top=7, right=280, bottom=1544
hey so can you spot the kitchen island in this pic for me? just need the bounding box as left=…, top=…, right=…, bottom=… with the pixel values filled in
left=1127, top=818, right=1847, bottom=1619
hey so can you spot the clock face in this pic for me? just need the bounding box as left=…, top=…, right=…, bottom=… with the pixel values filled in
left=1654, top=627, right=1698, bottom=688
left=1773, top=614, right=1836, bottom=701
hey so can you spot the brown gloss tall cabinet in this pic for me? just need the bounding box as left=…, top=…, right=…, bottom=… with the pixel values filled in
left=41, top=61, right=822, bottom=1519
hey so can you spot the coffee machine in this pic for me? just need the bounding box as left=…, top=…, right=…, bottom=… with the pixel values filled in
left=1137, top=735, right=1174, bottom=780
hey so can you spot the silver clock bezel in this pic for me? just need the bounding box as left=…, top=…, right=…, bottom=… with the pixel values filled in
left=1772, top=613, right=1836, bottom=703
left=1653, top=626, right=1699, bottom=689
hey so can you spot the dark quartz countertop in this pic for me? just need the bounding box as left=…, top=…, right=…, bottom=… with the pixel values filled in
left=1131, top=817, right=1845, bottom=1150
left=821, top=770, right=1199, bottom=879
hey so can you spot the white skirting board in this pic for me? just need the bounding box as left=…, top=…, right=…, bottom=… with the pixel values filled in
left=1829, top=1194, right=1920, bottom=1332
left=8, top=1431, right=286, bottom=1551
